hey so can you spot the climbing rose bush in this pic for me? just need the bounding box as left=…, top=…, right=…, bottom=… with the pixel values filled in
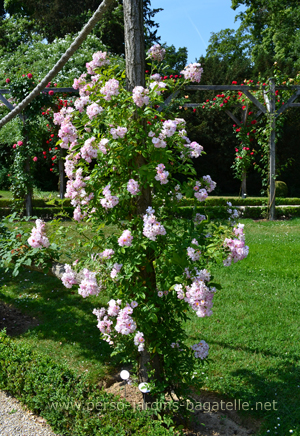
left=31, top=47, right=249, bottom=398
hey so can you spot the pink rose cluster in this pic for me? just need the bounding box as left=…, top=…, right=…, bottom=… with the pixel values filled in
left=110, top=126, right=127, bottom=139
left=174, top=268, right=216, bottom=318
left=78, top=268, right=101, bottom=298
left=110, top=263, right=123, bottom=279
left=223, top=223, right=249, bottom=266
left=227, top=202, right=239, bottom=222
left=134, top=331, right=145, bottom=352
left=86, top=51, right=110, bottom=75
left=54, top=107, right=78, bottom=149
left=61, top=264, right=78, bottom=288
left=191, top=340, right=209, bottom=359
left=194, top=213, right=206, bottom=224
left=180, top=63, right=203, bottom=83
left=65, top=168, right=93, bottom=221
left=81, top=136, right=98, bottom=163
left=100, top=184, right=119, bottom=209
left=155, top=163, right=169, bottom=185
left=187, top=239, right=201, bottom=261
left=149, top=80, right=166, bottom=95
left=100, top=78, right=119, bottom=101
left=118, top=230, right=133, bottom=247
left=27, top=220, right=50, bottom=249
left=127, top=179, right=140, bottom=195
left=203, top=175, right=217, bottom=192
left=86, top=102, right=103, bottom=120
left=193, top=181, right=208, bottom=202
left=186, top=141, right=203, bottom=159
left=143, top=207, right=166, bottom=241
left=132, top=86, right=149, bottom=107
left=99, top=248, right=115, bottom=259
left=74, top=95, right=90, bottom=113
left=73, top=73, right=88, bottom=91
left=151, top=136, right=166, bottom=149
left=93, top=300, right=141, bottom=348
left=99, top=138, right=109, bottom=154
left=147, top=44, right=166, bottom=62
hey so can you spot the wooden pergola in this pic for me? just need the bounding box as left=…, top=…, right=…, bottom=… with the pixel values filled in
left=184, top=80, right=300, bottom=220
left=0, top=87, right=78, bottom=215
left=1, top=80, right=300, bottom=220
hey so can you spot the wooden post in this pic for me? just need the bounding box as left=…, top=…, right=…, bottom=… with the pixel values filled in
left=24, top=156, right=33, bottom=217
left=59, top=149, right=66, bottom=199
left=123, top=0, right=162, bottom=397
left=241, top=172, right=247, bottom=198
left=269, top=79, right=276, bottom=220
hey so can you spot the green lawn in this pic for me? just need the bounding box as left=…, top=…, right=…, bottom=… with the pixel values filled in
left=1, top=218, right=300, bottom=435
left=186, top=219, right=300, bottom=435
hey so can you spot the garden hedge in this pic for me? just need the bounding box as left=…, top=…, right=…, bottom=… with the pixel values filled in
left=1, top=197, right=300, bottom=220
left=0, top=331, right=180, bottom=436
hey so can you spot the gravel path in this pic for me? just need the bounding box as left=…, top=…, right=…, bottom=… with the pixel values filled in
left=0, top=391, right=61, bottom=436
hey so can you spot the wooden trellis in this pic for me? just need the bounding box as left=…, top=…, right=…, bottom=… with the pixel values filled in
left=0, top=87, right=79, bottom=215
left=184, top=80, right=300, bottom=220
left=1, top=80, right=300, bottom=220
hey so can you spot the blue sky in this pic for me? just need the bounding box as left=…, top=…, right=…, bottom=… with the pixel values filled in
left=150, top=0, right=246, bottom=63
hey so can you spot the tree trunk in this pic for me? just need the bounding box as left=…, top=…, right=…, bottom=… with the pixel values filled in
left=241, top=172, right=247, bottom=198
left=59, top=148, right=66, bottom=199
left=123, top=0, right=145, bottom=92
left=269, top=79, right=276, bottom=220
left=123, top=0, right=162, bottom=395
left=24, top=157, right=33, bottom=217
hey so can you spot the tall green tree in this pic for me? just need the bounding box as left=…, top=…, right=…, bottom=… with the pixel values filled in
left=231, top=0, right=300, bottom=75
left=4, top=0, right=162, bottom=54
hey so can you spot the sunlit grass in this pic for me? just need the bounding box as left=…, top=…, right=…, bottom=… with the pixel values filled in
left=185, top=218, right=300, bottom=435
left=1, top=217, right=300, bottom=434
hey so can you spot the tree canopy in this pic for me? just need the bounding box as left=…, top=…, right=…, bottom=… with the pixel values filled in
left=3, top=0, right=162, bottom=54
left=231, top=0, right=300, bottom=75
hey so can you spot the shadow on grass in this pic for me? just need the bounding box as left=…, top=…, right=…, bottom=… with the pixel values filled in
left=197, top=338, right=300, bottom=436
left=0, top=267, right=114, bottom=380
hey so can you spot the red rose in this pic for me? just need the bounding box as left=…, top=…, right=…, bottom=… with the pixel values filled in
left=27, top=73, right=33, bottom=79
left=50, top=134, right=55, bottom=137
left=5, top=78, right=10, bottom=83
left=174, top=75, right=178, bottom=78
left=236, top=128, right=241, bottom=132
left=251, top=120, right=257, bottom=125
left=50, top=168, right=53, bottom=172
left=49, top=90, right=54, bottom=96
left=232, top=81, right=237, bottom=84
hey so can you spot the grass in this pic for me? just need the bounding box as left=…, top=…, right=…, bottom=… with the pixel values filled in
left=185, top=218, right=300, bottom=435
left=1, top=217, right=300, bottom=435
left=0, top=268, right=114, bottom=382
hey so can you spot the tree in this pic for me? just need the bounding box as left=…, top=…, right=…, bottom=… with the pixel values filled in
left=231, top=0, right=300, bottom=76
left=4, top=0, right=162, bottom=54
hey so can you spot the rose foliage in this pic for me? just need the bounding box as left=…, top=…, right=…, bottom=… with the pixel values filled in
left=28, top=47, right=249, bottom=399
